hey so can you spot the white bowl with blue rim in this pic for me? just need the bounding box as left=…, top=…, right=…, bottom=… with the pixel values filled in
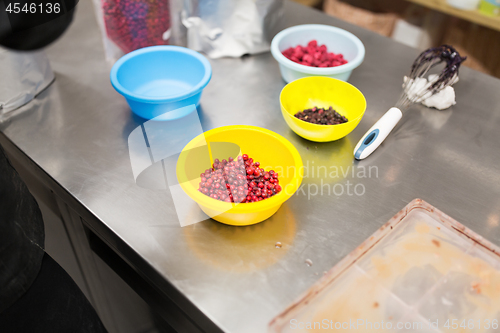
left=271, top=24, right=365, bottom=83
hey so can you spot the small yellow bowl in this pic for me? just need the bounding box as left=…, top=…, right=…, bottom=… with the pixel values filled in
left=280, top=76, right=367, bottom=142
left=176, top=125, right=303, bottom=226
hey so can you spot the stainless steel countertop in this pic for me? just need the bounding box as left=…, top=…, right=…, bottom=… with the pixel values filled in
left=2, top=1, right=500, bottom=332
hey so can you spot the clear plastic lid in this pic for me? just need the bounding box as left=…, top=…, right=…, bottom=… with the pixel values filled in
left=269, top=199, right=500, bottom=332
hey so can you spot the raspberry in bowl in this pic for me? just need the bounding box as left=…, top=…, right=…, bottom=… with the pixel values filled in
left=271, top=24, right=365, bottom=83
left=282, top=40, right=348, bottom=68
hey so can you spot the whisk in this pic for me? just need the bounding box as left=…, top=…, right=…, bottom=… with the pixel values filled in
left=354, top=45, right=466, bottom=160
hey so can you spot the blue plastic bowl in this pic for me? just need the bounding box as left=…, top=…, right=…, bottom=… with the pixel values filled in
left=110, top=46, right=212, bottom=119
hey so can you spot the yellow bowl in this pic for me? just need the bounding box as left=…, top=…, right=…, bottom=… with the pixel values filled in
left=280, top=76, right=367, bottom=142
left=176, top=125, right=303, bottom=226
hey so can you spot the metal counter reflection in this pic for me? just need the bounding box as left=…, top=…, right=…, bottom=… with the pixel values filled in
left=297, top=136, right=354, bottom=185
left=182, top=205, right=296, bottom=273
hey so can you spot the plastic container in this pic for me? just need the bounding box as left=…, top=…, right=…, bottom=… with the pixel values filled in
left=271, top=24, right=365, bottom=83
left=270, top=199, right=500, bottom=332
left=176, top=125, right=303, bottom=226
left=110, top=45, right=212, bottom=119
left=280, top=76, right=366, bottom=142
left=0, top=49, right=54, bottom=122
left=91, top=0, right=171, bottom=61
left=446, top=0, right=481, bottom=10
left=479, top=0, right=500, bottom=15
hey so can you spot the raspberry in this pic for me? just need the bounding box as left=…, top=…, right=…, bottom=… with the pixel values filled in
left=282, top=41, right=348, bottom=68
left=308, top=40, right=318, bottom=48
left=303, top=54, right=313, bottom=63
left=283, top=47, right=296, bottom=60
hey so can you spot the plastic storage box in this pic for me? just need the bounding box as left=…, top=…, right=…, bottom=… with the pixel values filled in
left=270, top=199, right=500, bottom=332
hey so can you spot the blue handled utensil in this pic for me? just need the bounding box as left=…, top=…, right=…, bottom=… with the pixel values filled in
left=354, top=45, right=466, bottom=160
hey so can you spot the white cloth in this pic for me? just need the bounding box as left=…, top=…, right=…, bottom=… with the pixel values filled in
left=403, top=74, right=458, bottom=110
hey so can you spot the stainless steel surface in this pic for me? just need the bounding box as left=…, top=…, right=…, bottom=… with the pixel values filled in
left=1, top=1, right=500, bottom=332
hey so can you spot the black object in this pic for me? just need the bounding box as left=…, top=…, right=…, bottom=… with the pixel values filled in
left=0, top=144, right=107, bottom=331
left=0, top=253, right=107, bottom=332
left=294, top=106, right=348, bottom=125
left=409, top=45, right=467, bottom=94
left=0, top=0, right=78, bottom=50
left=0, top=144, right=45, bottom=313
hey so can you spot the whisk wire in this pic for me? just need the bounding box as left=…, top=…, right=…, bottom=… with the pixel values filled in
left=395, top=49, right=463, bottom=111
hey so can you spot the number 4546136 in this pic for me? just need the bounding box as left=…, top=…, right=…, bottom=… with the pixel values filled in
left=6, top=2, right=61, bottom=14
left=443, top=319, right=498, bottom=330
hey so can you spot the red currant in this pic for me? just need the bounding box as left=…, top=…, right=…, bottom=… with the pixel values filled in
left=198, top=154, right=281, bottom=203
